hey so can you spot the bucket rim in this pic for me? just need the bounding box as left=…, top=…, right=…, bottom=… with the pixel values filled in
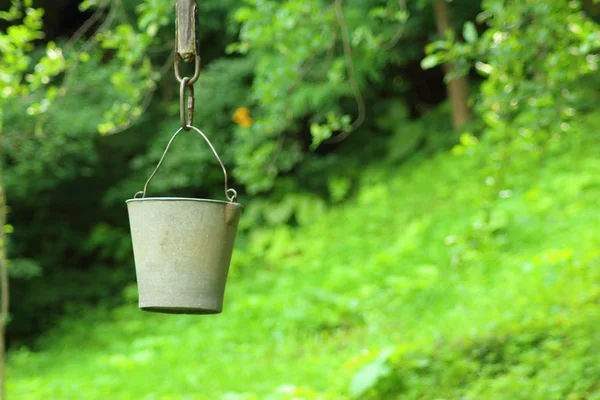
left=126, top=197, right=242, bottom=206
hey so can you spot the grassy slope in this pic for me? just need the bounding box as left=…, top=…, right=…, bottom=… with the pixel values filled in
left=8, top=133, right=600, bottom=399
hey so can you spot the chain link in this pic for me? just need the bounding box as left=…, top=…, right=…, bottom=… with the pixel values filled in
left=174, top=53, right=200, bottom=85
left=180, top=77, right=195, bottom=130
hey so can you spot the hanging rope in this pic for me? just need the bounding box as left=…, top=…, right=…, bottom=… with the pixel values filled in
left=325, top=0, right=366, bottom=144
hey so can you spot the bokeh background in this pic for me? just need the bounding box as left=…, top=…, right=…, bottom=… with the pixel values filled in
left=1, top=0, right=600, bottom=398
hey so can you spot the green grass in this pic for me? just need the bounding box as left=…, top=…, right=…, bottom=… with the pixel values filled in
left=8, top=133, right=600, bottom=399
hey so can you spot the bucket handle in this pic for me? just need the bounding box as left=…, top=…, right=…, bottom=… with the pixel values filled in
left=134, top=125, right=237, bottom=202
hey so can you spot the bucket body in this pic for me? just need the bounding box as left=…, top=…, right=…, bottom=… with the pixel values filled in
left=126, top=197, right=242, bottom=314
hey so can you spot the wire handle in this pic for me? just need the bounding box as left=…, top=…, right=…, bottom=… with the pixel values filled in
left=134, top=126, right=238, bottom=203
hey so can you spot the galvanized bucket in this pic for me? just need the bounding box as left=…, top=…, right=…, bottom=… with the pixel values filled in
left=126, top=126, right=242, bottom=314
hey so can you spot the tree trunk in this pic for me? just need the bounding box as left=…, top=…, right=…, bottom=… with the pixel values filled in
left=433, top=0, right=473, bottom=130
left=0, top=142, right=7, bottom=400
left=583, top=0, right=600, bottom=21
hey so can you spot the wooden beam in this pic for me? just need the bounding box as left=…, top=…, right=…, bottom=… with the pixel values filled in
left=176, top=0, right=198, bottom=62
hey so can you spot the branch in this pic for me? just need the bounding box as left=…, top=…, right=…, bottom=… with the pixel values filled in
left=381, top=0, right=408, bottom=51
left=115, top=0, right=132, bottom=26
left=64, top=0, right=110, bottom=52
left=0, top=162, right=8, bottom=400
left=103, top=49, right=175, bottom=135
left=60, top=0, right=119, bottom=95
left=326, top=0, right=366, bottom=144
left=319, top=27, right=338, bottom=80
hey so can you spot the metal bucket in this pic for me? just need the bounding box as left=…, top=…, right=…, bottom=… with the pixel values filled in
left=126, top=126, right=242, bottom=314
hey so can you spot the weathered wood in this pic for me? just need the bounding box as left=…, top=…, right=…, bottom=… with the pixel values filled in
left=176, top=0, right=198, bottom=62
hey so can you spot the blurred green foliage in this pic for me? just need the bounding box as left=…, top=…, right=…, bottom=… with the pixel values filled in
left=2, top=0, right=600, bottom=398
left=1, top=0, right=475, bottom=342
left=7, top=122, right=600, bottom=399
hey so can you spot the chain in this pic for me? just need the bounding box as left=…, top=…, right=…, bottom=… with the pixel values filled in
left=180, top=77, right=195, bottom=129
left=138, top=1, right=237, bottom=203
left=175, top=0, right=199, bottom=131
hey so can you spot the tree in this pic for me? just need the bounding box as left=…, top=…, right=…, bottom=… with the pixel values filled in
left=2, top=0, right=488, bottom=353
left=423, top=0, right=600, bottom=227
left=0, top=168, right=6, bottom=400
left=0, top=2, right=66, bottom=396
left=433, top=0, right=473, bottom=129
left=229, top=0, right=415, bottom=191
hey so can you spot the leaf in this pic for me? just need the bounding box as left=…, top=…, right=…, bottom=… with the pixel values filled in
left=463, top=21, right=478, bottom=44
left=349, top=348, right=395, bottom=397
left=475, top=61, right=493, bottom=76
left=425, top=40, right=448, bottom=53
left=350, top=361, right=387, bottom=397
left=8, top=258, right=42, bottom=279
left=146, top=23, right=158, bottom=37
left=421, top=54, right=441, bottom=70
left=310, top=123, right=332, bottom=148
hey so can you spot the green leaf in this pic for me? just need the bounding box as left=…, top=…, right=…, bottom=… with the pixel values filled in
left=349, top=348, right=394, bottom=397
left=310, top=123, right=332, bottom=148
left=463, top=21, right=478, bottom=44
left=475, top=61, right=493, bottom=76
left=8, top=258, right=42, bottom=279
left=350, top=361, right=386, bottom=397
left=421, top=54, right=441, bottom=70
